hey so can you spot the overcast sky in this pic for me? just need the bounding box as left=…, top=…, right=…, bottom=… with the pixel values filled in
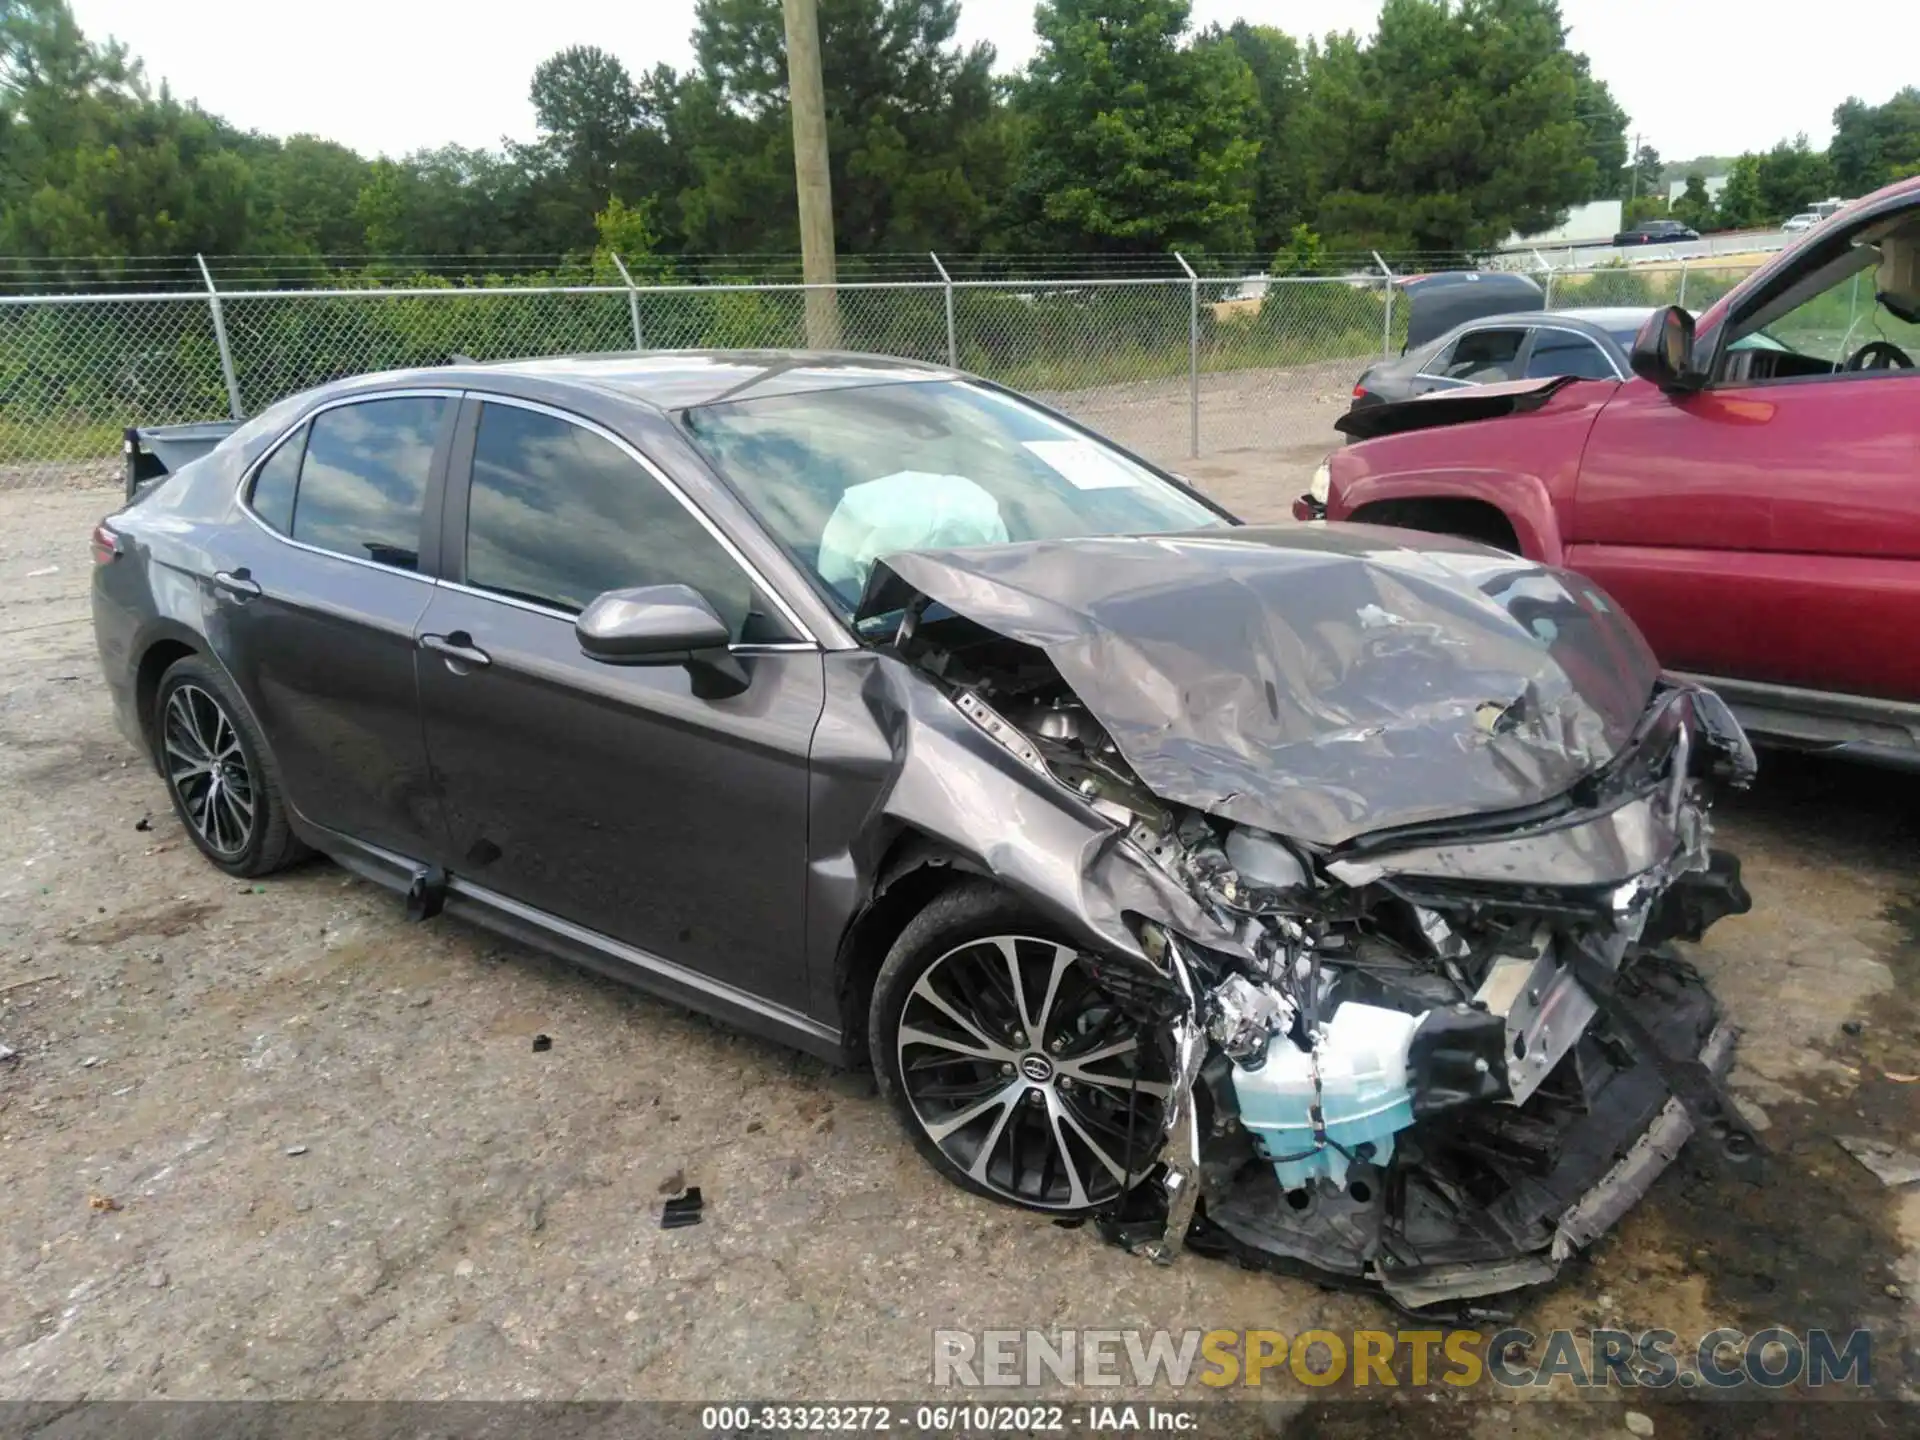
left=69, top=0, right=1916, bottom=165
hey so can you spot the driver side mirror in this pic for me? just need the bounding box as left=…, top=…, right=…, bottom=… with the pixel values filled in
left=576, top=583, right=748, bottom=698
left=1629, top=306, right=1702, bottom=392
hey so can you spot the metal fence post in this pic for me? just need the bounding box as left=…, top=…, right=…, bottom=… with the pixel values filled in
left=1530, top=249, right=1555, bottom=310
left=1174, top=252, right=1199, bottom=459
left=1677, top=258, right=1689, bottom=309
left=610, top=253, right=646, bottom=349
left=1372, top=251, right=1395, bottom=356
left=196, top=254, right=244, bottom=419
left=929, top=252, right=958, bottom=368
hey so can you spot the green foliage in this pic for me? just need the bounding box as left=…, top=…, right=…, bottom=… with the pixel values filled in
left=1627, top=143, right=1662, bottom=202
left=1010, top=0, right=1261, bottom=252
left=591, top=195, right=662, bottom=282
left=1622, top=195, right=1669, bottom=227
left=1670, top=174, right=1714, bottom=231
left=1198, top=21, right=1306, bottom=250
left=1569, top=260, right=1652, bottom=307
left=1714, top=155, right=1768, bottom=229
left=676, top=0, right=1009, bottom=253
left=1289, top=0, right=1621, bottom=254
left=1830, top=89, right=1920, bottom=195
left=1270, top=224, right=1329, bottom=277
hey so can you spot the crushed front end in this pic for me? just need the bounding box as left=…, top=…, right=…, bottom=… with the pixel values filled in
left=1103, top=684, right=1760, bottom=1312
left=861, top=530, right=1763, bottom=1312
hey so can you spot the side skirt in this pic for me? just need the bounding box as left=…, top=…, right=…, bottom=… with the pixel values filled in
left=294, top=819, right=847, bottom=1065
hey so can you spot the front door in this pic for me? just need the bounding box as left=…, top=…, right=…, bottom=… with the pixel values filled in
left=1568, top=247, right=1920, bottom=701
left=412, top=396, right=824, bottom=1006
left=211, top=391, right=456, bottom=856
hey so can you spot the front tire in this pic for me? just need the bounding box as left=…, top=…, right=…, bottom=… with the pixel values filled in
left=869, top=880, right=1170, bottom=1215
left=152, top=654, right=305, bottom=878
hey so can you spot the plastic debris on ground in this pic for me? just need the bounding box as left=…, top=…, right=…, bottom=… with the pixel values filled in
left=661, top=1186, right=705, bottom=1230
left=1837, top=1136, right=1920, bottom=1187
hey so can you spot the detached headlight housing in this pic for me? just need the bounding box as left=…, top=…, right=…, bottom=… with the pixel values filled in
left=1309, top=458, right=1332, bottom=505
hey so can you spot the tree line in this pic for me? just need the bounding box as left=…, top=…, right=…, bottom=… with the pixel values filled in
left=1631, top=91, right=1920, bottom=233
left=3, top=0, right=1917, bottom=285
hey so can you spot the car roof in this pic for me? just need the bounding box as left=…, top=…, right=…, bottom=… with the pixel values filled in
left=1432, top=307, right=1652, bottom=339
left=313, top=350, right=958, bottom=413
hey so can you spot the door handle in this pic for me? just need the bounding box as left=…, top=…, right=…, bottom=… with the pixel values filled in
left=212, top=568, right=261, bottom=600
left=420, top=631, right=491, bottom=669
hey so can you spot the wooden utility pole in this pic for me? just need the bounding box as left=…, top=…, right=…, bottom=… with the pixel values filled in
left=783, top=0, right=840, bottom=349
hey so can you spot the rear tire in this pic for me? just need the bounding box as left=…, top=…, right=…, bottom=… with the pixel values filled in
left=152, top=654, right=306, bottom=878
left=869, top=880, right=1168, bottom=1215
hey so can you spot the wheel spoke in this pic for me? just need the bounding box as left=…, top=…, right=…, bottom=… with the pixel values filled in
left=1063, top=1035, right=1140, bottom=1068
left=1042, top=1095, right=1092, bottom=1209
left=963, top=1091, right=1020, bottom=1184
left=1031, top=944, right=1076, bottom=1045
left=1054, top=1098, right=1135, bottom=1187
left=899, top=1023, right=1009, bottom=1065
left=990, top=937, right=1034, bottom=1037
left=908, top=975, right=1014, bottom=1060
left=213, top=789, right=247, bottom=850
left=926, top=1080, right=1021, bottom=1143
left=1063, top=1070, right=1171, bottom=1102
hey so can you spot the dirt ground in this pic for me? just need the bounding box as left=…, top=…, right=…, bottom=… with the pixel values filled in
left=1, top=479, right=1915, bottom=1436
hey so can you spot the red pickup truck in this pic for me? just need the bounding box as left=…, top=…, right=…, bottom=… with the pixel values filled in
left=1303, top=174, right=1920, bottom=762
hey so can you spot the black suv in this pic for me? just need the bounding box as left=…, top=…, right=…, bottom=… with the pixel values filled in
left=1611, top=218, right=1700, bottom=246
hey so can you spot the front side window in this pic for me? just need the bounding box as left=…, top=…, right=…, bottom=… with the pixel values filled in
left=1721, top=216, right=1920, bottom=382
left=681, top=379, right=1225, bottom=608
left=1438, top=328, right=1528, bottom=382
left=248, top=424, right=306, bottom=535
left=1523, top=331, right=1617, bottom=381
left=464, top=402, right=775, bottom=640
left=291, top=396, right=449, bottom=569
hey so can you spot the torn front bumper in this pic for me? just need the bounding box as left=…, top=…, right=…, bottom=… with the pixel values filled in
left=1098, top=927, right=1747, bottom=1315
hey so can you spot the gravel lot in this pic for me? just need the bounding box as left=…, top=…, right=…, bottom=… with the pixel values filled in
left=1, top=478, right=1914, bottom=1434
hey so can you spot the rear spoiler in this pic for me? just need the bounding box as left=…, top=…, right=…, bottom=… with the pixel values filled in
left=1333, top=375, right=1577, bottom=443
left=123, top=420, right=241, bottom=500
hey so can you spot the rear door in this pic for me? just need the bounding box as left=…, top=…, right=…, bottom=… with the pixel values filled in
left=214, top=391, right=455, bottom=856
left=411, top=395, right=824, bottom=1005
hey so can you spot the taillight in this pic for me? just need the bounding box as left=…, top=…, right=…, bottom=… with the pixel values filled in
left=1352, top=383, right=1369, bottom=399
left=90, top=523, right=121, bottom=565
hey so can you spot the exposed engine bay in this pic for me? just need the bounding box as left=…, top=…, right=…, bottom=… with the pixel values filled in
left=870, top=532, right=1761, bottom=1313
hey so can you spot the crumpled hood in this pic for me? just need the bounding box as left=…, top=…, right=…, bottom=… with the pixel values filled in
left=860, top=525, right=1661, bottom=847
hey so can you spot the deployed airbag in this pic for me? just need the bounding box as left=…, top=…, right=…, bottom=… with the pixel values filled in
left=818, top=471, right=1008, bottom=602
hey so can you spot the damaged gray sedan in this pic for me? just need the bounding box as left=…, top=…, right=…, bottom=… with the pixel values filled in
left=92, top=353, right=1759, bottom=1312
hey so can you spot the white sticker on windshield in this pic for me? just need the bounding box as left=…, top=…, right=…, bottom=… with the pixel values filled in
left=1023, top=439, right=1145, bottom=491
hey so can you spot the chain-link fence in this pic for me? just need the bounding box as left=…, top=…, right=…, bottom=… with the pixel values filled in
left=0, top=254, right=1765, bottom=493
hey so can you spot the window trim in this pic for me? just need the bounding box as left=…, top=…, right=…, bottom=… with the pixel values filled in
left=446, top=391, right=821, bottom=648
left=1418, top=321, right=1626, bottom=384
left=234, top=387, right=463, bottom=581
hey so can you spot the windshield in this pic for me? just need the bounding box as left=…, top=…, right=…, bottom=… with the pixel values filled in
left=681, top=379, right=1228, bottom=612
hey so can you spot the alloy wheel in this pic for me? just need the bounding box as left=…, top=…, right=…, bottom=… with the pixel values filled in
left=162, top=683, right=255, bottom=857
left=897, top=934, right=1170, bottom=1210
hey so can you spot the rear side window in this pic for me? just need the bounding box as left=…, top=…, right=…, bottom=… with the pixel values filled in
left=248, top=425, right=306, bottom=535
left=1523, top=331, right=1618, bottom=381
left=291, top=396, right=450, bottom=570
left=463, top=401, right=785, bottom=640
left=1439, top=328, right=1527, bottom=381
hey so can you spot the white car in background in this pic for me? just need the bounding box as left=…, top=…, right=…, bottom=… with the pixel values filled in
left=1783, top=212, right=1819, bottom=234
